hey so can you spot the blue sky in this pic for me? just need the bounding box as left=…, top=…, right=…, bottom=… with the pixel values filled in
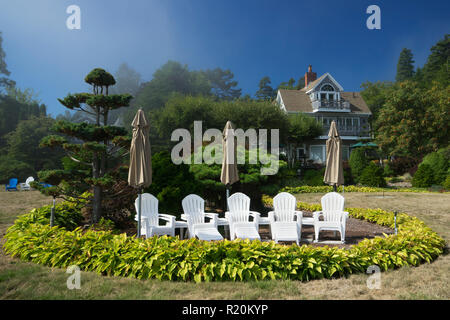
left=0, top=0, right=449, bottom=116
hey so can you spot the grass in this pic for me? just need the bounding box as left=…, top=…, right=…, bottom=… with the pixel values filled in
left=0, top=189, right=449, bottom=300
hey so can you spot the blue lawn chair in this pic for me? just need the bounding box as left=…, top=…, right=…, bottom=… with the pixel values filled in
left=5, top=178, right=18, bottom=191
left=39, top=182, right=53, bottom=188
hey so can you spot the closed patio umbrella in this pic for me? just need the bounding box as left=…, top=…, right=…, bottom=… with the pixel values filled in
left=221, top=121, right=239, bottom=210
left=324, top=121, right=344, bottom=191
left=128, top=108, right=152, bottom=237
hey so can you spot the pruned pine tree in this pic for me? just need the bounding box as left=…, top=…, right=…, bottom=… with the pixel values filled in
left=34, top=68, right=133, bottom=223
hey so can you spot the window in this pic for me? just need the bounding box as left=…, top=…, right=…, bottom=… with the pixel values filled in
left=342, top=145, right=350, bottom=160
left=310, top=145, right=325, bottom=163
left=297, top=147, right=306, bottom=158
left=320, top=93, right=327, bottom=101
left=321, top=84, right=334, bottom=91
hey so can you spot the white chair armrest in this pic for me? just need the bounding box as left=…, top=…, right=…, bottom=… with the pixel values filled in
left=249, top=211, right=260, bottom=225
left=158, top=214, right=176, bottom=226
left=313, top=211, right=322, bottom=222
left=204, top=212, right=219, bottom=226
left=268, top=211, right=275, bottom=224
left=295, top=211, right=303, bottom=224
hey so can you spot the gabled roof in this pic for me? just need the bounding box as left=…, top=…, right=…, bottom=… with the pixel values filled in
left=277, top=89, right=372, bottom=114
left=301, top=73, right=344, bottom=93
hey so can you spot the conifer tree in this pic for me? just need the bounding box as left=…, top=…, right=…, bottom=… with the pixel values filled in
left=34, top=68, right=133, bottom=223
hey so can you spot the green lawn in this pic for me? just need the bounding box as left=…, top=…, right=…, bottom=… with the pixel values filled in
left=0, top=189, right=448, bottom=299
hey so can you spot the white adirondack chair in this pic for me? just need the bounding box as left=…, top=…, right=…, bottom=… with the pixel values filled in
left=134, top=193, right=176, bottom=238
left=19, top=176, right=34, bottom=191
left=268, top=192, right=302, bottom=245
left=181, top=194, right=223, bottom=241
left=226, top=192, right=261, bottom=241
left=313, top=192, right=349, bottom=243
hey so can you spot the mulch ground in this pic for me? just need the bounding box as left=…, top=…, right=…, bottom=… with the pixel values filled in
left=256, top=211, right=394, bottom=249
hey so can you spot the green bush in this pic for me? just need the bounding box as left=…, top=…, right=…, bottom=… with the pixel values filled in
left=359, top=162, right=387, bottom=187
left=349, top=148, right=369, bottom=183
left=412, top=164, right=435, bottom=188
left=189, top=147, right=287, bottom=212
left=145, top=151, right=199, bottom=218
left=302, top=168, right=325, bottom=186
left=443, top=175, right=450, bottom=190
left=4, top=197, right=445, bottom=282
left=383, top=163, right=395, bottom=177
left=419, top=147, right=450, bottom=185
left=280, top=185, right=442, bottom=193
left=17, top=199, right=85, bottom=231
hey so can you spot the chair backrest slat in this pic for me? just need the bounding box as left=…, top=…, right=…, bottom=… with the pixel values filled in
left=135, top=193, right=159, bottom=226
left=25, top=176, right=34, bottom=186
left=321, top=192, right=345, bottom=222
left=227, top=192, right=250, bottom=222
left=182, top=194, right=205, bottom=225
left=273, top=192, right=296, bottom=222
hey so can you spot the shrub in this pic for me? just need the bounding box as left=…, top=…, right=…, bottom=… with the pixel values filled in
left=412, top=164, right=435, bottom=188
left=443, top=175, right=450, bottom=190
left=302, top=168, right=325, bottom=186
left=383, top=163, right=395, bottom=177
left=359, top=162, right=387, bottom=187
left=4, top=197, right=445, bottom=282
left=145, top=151, right=199, bottom=219
left=18, top=199, right=84, bottom=231
left=280, top=185, right=442, bottom=194
left=390, top=156, right=420, bottom=176
left=349, top=148, right=368, bottom=183
left=419, top=147, right=450, bottom=185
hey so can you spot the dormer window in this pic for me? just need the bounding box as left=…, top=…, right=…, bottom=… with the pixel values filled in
left=321, top=84, right=335, bottom=91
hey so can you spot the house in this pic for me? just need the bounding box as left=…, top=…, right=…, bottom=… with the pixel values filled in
left=275, top=65, right=372, bottom=165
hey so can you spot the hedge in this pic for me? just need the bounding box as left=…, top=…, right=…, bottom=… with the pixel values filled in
left=2, top=197, right=446, bottom=283
left=280, top=185, right=448, bottom=194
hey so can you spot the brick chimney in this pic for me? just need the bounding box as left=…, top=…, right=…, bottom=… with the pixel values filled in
left=304, top=65, right=317, bottom=88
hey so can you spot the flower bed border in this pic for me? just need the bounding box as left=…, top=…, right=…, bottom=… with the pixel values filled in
left=280, top=185, right=448, bottom=194
left=3, top=197, right=446, bottom=283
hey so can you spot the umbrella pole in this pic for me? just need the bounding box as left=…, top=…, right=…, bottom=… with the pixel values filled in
left=137, top=188, right=142, bottom=238
left=50, top=196, right=56, bottom=227
left=333, top=183, right=337, bottom=192
left=226, top=186, right=230, bottom=211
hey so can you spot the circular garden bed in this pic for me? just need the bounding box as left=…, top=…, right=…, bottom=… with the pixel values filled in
left=2, top=195, right=446, bottom=282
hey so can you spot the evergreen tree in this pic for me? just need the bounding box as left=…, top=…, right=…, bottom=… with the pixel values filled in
left=255, top=76, right=276, bottom=100
left=35, top=68, right=133, bottom=223
left=0, top=31, right=15, bottom=92
left=202, top=68, right=242, bottom=100
left=420, top=34, right=449, bottom=86
left=396, top=48, right=415, bottom=82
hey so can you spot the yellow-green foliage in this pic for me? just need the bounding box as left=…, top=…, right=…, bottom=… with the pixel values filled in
left=280, top=185, right=448, bottom=194
left=3, top=196, right=446, bottom=283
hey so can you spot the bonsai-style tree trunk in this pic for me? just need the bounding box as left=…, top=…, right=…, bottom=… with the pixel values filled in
left=33, top=68, right=134, bottom=224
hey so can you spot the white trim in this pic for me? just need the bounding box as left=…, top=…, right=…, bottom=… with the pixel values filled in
left=276, top=90, right=287, bottom=113
left=317, top=135, right=367, bottom=140
left=306, top=73, right=344, bottom=93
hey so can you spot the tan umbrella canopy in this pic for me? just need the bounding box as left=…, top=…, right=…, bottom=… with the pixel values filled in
left=221, top=121, right=239, bottom=210
left=128, top=109, right=152, bottom=237
left=324, top=120, right=344, bottom=191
